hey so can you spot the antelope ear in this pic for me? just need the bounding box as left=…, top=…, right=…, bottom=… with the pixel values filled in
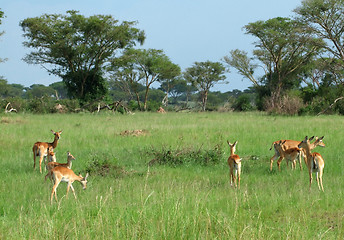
left=309, top=136, right=315, bottom=141
left=227, top=140, right=231, bottom=146
left=51, top=129, right=55, bottom=134
left=320, top=136, right=324, bottom=140
left=282, top=140, right=286, bottom=144
left=85, top=173, right=89, bottom=180
left=233, top=140, right=238, bottom=146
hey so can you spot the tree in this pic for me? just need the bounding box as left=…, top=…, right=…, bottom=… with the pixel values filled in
left=246, top=18, right=323, bottom=96
left=0, top=79, right=25, bottom=98
left=184, top=61, right=226, bottom=111
left=20, top=10, right=145, bottom=102
left=26, top=84, right=55, bottom=98
left=0, top=9, right=6, bottom=64
left=49, top=81, right=68, bottom=99
left=295, top=0, right=344, bottom=63
left=159, top=76, right=183, bottom=106
left=223, top=49, right=260, bottom=86
left=110, top=48, right=180, bottom=110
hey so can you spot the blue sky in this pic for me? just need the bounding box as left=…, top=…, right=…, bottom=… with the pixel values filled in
left=0, top=0, right=303, bottom=92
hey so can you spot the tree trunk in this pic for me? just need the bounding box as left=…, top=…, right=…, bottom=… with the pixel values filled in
left=202, top=90, right=208, bottom=111
left=134, top=91, right=142, bottom=111
left=144, top=86, right=149, bottom=111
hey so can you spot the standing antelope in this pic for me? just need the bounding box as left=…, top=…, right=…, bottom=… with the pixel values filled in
left=276, top=141, right=301, bottom=170
left=227, top=140, right=242, bottom=188
left=33, top=130, right=62, bottom=173
left=45, top=152, right=76, bottom=181
left=50, top=166, right=89, bottom=204
left=47, top=147, right=57, bottom=163
left=298, top=136, right=325, bottom=191
left=270, top=136, right=325, bottom=171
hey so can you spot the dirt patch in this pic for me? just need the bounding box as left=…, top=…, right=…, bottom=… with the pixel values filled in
left=119, top=129, right=149, bottom=137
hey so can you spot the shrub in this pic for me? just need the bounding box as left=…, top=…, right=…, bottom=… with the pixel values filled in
left=147, top=144, right=223, bottom=167
left=232, top=94, right=254, bottom=111
left=264, top=93, right=304, bottom=115
left=85, top=152, right=128, bottom=177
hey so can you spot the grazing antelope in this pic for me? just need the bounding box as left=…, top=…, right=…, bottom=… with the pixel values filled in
left=45, top=152, right=76, bottom=181
left=32, top=130, right=62, bottom=173
left=270, top=136, right=325, bottom=171
left=227, top=140, right=242, bottom=188
left=50, top=166, right=89, bottom=204
left=298, top=136, right=325, bottom=191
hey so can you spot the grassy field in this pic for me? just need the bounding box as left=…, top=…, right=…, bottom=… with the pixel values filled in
left=0, top=112, right=344, bottom=239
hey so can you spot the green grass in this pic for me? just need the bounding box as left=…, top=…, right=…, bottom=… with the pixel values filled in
left=1, top=112, right=344, bottom=239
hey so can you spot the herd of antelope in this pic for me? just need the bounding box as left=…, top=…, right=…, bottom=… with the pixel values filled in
left=32, top=130, right=88, bottom=204
left=227, top=136, right=326, bottom=191
left=32, top=130, right=326, bottom=204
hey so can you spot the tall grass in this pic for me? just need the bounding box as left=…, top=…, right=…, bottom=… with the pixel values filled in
left=0, top=112, right=344, bottom=239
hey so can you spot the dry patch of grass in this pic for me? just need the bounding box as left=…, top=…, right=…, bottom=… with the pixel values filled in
left=119, top=129, right=150, bottom=137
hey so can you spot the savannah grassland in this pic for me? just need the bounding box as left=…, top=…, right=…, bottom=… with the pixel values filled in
left=0, top=112, right=344, bottom=239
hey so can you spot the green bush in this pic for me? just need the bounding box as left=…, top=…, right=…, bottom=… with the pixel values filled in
left=147, top=144, right=223, bottom=167
left=232, top=94, right=254, bottom=111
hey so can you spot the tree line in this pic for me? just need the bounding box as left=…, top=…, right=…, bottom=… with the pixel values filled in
left=1, top=0, right=344, bottom=115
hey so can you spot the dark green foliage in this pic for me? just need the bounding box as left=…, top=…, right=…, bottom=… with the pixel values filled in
left=85, top=152, right=123, bottom=177
left=20, top=10, right=145, bottom=102
left=147, top=144, right=223, bottom=167
left=27, top=96, right=57, bottom=113
left=63, top=69, right=108, bottom=102
left=232, top=94, right=254, bottom=111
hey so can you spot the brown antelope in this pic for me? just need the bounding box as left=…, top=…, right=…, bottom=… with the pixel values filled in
left=276, top=141, right=301, bottom=170
left=47, top=147, right=57, bottom=163
left=227, top=140, right=242, bottom=188
left=270, top=136, right=325, bottom=171
left=298, top=136, right=325, bottom=191
left=45, top=152, right=76, bottom=181
left=33, top=130, right=62, bottom=173
left=50, top=166, right=89, bottom=204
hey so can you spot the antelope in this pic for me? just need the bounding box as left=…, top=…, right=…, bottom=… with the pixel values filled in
left=298, top=136, right=325, bottom=191
left=50, top=166, right=89, bottom=204
left=47, top=147, right=57, bottom=163
left=270, top=136, right=325, bottom=171
left=276, top=141, right=301, bottom=170
left=45, top=152, right=76, bottom=181
left=227, top=140, right=242, bottom=188
left=32, top=130, right=62, bottom=173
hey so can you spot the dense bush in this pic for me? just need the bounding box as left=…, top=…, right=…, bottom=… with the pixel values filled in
left=232, top=94, right=255, bottom=111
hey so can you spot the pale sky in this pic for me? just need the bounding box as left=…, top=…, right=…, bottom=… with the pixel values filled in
left=0, top=0, right=303, bottom=92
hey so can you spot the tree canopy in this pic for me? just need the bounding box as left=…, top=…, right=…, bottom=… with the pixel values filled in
left=184, top=61, right=226, bottom=111
left=20, top=10, right=145, bottom=102
left=295, top=0, right=344, bottom=62
left=110, top=48, right=180, bottom=110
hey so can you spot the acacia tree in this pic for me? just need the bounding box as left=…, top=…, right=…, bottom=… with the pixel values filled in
left=184, top=61, right=226, bottom=111
left=295, top=0, right=344, bottom=63
left=110, top=54, right=144, bottom=109
left=20, top=10, right=145, bottom=102
left=225, top=17, right=323, bottom=110
left=110, top=48, right=180, bottom=110
left=223, top=49, right=260, bottom=87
